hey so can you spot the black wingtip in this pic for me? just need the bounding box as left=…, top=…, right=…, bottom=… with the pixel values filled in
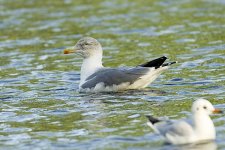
left=146, top=115, right=161, bottom=124
left=162, top=61, right=178, bottom=67
left=139, top=56, right=167, bottom=68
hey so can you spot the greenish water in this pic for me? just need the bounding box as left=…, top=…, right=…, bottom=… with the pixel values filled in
left=0, top=0, right=225, bottom=149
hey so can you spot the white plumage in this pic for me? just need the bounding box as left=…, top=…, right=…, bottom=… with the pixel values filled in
left=146, top=98, right=223, bottom=145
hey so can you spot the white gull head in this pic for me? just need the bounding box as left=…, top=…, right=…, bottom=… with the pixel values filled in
left=64, top=37, right=103, bottom=59
left=64, top=37, right=104, bottom=87
left=192, top=98, right=219, bottom=115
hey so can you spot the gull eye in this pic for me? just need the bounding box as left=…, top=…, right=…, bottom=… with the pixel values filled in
left=203, top=106, right=207, bottom=109
left=85, top=42, right=92, bottom=45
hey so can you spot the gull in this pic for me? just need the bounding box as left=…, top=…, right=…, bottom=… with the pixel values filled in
left=63, top=37, right=176, bottom=92
left=146, top=98, right=223, bottom=145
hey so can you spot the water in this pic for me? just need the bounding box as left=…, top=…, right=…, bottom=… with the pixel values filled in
left=0, top=0, right=225, bottom=149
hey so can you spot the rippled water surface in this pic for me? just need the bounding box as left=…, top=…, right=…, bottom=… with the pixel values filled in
left=0, top=0, right=225, bottom=149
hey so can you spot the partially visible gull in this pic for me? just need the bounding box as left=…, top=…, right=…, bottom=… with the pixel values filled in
left=146, top=98, right=223, bottom=145
left=64, top=37, right=177, bottom=92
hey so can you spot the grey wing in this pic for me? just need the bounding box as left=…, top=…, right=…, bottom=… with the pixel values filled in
left=154, top=120, right=174, bottom=134
left=158, top=120, right=194, bottom=137
left=81, top=67, right=150, bottom=89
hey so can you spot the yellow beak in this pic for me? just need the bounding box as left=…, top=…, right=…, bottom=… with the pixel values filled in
left=63, top=47, right=76, bottom=54
left=213, top=108, right=223, bottom=114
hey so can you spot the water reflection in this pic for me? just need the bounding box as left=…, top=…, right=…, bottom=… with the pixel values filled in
left=169, top=141, right=218, bottom=150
